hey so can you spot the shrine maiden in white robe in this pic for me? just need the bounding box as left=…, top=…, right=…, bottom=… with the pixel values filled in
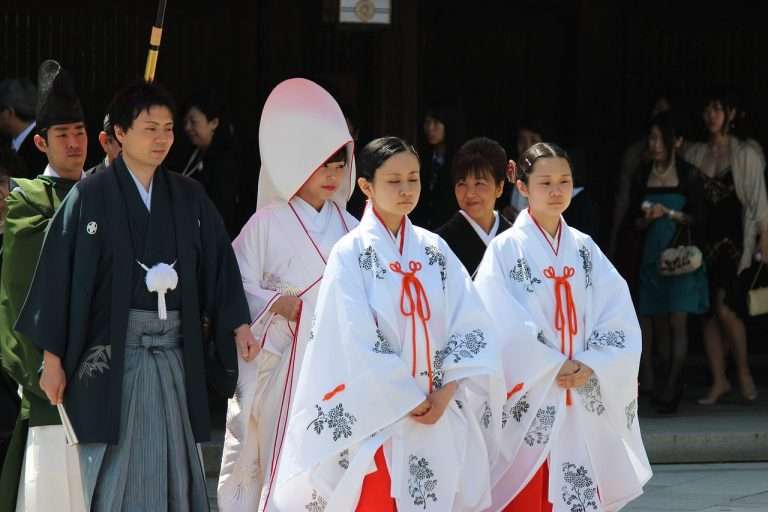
left=272, top=208, right=505, bottom=512
left=217, top=78, right=358, bottom=512
left=474, top=209, right=652, bottom=512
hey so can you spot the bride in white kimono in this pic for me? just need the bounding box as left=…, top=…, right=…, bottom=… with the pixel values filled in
left=474, top=142, right=652, bottom=511
left=272, top=137, right=504, bottom=512
left=217, top=78, right=359, bottom=512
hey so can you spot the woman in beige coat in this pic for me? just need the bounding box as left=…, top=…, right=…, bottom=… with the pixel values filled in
left=682, top=88, right=766, bottom=405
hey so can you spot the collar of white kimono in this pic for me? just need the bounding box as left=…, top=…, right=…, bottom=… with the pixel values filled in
left=287, top=197, right=349, bottom=266
left=459, top=209, right=500, bottom=246
left=516, top=208, right=564, bottom=256
left=43, top=164, right=86, bottom=181
left=519, top=209, right=578, bottom=406
left=289, top=196, right=334, bottom=234
left=361, top=205, right=435, bottom=389
left=362, top=203, right=406, bottom=255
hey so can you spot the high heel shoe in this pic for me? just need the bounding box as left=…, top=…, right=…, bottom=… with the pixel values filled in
left=738, top=374, right=758, bottom=403
left=653, top=387, right=683, bottom=414
left=697, top=382, right=731, bottom=405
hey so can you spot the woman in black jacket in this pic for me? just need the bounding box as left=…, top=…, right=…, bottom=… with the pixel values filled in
left=182, top=90, right=243, bottom=238
left=436, top=137, right=512, bottom=276
left=410, top=105, right=465, bottom=229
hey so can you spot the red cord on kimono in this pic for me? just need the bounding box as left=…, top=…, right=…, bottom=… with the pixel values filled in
left=543, top=265, right=577, bottom=406
left=261, top=301, right=303, bottom=511
left=389, top=260, right=434, bottom=393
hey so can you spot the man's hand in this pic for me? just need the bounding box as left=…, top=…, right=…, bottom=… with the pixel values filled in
left=235, top=324, right=260, bottom=362
left=411, top=381, right=458, bottom=425
left=270, top=296, right=302, bottom=322
left=39, top=351, right=66, bottom=405
left=556, top=360, right=594, bottom=389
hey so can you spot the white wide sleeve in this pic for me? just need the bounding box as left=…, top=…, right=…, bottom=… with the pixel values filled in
left=232, top=213, right=282, bottom=323
left=474, top=239, right=566, bottom=406
left=575, top=240, right=642, bottom=434
left=283, top=241, right=426, bottom=472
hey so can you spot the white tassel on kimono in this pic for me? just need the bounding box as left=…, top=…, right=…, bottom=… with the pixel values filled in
left=137, top=261, right=178, bottom=320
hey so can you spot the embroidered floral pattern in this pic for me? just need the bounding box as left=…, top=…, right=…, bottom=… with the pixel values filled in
left=579, top=245, right=593, bottom=288
left=408, top=455, right=438, bottom=509
left=511, top=393, right=531, bottom=423
left=338, top=449, right=350, bottom=469
left=372, top=328, right=395, bottom=354
left=510, top=258, right=542, bottom=292
left=524, top=406, right=556, bottom=446
left=480, top=401, right=493, bottom=429
left=77, top=345, right=111, bottom=381
left=231, top=462, right=262, bottom=502
left=260, top=272, right=282, bottom=291
left=306, top=403, right=357, bottom=441
left=587, top=329, right=627, bottom=350
left=576, top=376, right=605, bottom=415
left=431, top=329, right=486, bottom=389
left=561, top=463, right=598, bottom=511
left=305, top=490, right=328, bottom=512
left=626, top=398, right=637, bottom=430
left=226, top=404, right=244, bottom=442
left=261, top=272, right=301, bottom=295
left=425, top=245, right=447, bottom=290
left=424, top=368, right=445, bottom=390
left=358, top=246, right=387, bottom=279
left=502, top=395, right=530, bottom=428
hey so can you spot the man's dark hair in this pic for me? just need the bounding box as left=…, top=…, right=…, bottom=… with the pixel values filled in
left=0, top=79, right=37, bottom=122
left=107, top=80, right=176, bottom=133
left=0, top=146, right=23, bottom=180
left=452, top=137, right=507, bottom=185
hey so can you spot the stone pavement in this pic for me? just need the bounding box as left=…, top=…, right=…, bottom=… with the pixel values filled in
left=202, top=385, right=768, bottom=510
left=626, top=463, right=768, bottom=512
left=638, top=385, right=768, bottom=463
left=207, top=463, right=768, bottom=511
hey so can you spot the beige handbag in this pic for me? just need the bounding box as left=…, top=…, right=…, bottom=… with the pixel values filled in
left=658, top=226, right=703, bottom=276
left=747, top=264, right=768, bottom=316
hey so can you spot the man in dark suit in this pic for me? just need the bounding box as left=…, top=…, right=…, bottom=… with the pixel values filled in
left=0, top=148, right=18, bottom=471
left=86, top=114, right=121, bottom=175
left=0, top=79, right=47, bottom=178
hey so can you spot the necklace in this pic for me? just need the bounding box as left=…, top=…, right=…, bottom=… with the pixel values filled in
left=652, top=162, right=672, bottom=177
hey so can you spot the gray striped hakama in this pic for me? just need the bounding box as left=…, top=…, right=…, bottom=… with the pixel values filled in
left=79, top=309, right=209, bottom=512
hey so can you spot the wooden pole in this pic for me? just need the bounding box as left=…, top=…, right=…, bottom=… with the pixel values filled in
left=143, top=0, right=168, bottom=82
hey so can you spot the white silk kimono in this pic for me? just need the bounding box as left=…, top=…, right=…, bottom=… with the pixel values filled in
left=272, top=208, right=505, bottom=512
left=217, top=78, right=358, bottom=512
left=474, top=209, right=652, bottom=512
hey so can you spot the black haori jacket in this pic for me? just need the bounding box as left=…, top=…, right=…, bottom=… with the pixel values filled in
left=16, top=155, right=250, bottom=444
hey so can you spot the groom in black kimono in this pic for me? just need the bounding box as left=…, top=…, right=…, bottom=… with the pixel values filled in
left=18, top=81, right=259, bottom=510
